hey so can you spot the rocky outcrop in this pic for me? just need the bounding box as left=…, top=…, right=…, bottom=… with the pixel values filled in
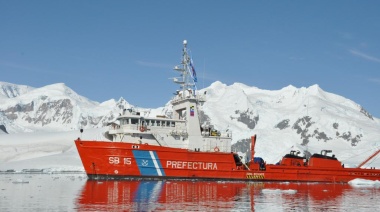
left=0, top=125, right=8, bottom=134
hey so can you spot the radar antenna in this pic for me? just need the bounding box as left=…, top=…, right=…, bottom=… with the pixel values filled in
left=172, top=40, right=198, bottom=95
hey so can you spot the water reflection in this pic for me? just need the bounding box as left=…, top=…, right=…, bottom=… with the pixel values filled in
left=76, top=180, right=380, bottom=211
left=2, top=174, right=379, bottom=211
left=77, top=180, right=243, bottom=211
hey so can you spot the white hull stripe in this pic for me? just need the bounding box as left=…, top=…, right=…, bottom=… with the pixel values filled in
left=150, top=151, right=163, bottom=176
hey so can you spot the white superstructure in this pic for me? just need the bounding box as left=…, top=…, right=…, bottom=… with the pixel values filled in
left=105, top=40, right=232, bottom=152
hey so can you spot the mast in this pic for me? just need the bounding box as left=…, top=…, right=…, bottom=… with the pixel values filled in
left=173, top=40, right=197, bottom=96
left=171, top=40, right=204, bottom=151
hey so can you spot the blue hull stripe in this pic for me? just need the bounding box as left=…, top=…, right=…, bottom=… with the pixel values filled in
left=132, top=150, right=166, bottom=176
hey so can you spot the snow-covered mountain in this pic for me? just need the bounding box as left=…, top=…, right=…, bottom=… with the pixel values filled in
left=203, top=82, right=379, bottom=145
left=0, top=81, right=133, bottom=133
left=1, top=81, right=380, bottom=170
left=201, top=82, right=380, bottom=165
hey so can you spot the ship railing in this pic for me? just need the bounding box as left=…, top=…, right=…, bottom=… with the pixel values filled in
left=171, top=94, right=206, bottom=104
left=108, top=124, right=140, bottom=134
left=201, top=130, right=232, bottom=138
left=203, top=143, right=229, bottom=153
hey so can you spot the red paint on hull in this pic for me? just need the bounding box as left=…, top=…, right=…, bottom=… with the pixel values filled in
left=75, top=138, right=380, bottom=183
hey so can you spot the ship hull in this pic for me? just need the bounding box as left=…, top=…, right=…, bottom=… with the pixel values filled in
left=75, top=140, right=380, bottom=183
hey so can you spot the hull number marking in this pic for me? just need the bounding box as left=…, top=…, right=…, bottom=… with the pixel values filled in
left=109, top=157, right=132, bottom=165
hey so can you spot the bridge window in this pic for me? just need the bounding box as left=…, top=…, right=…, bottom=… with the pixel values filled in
left=131, top=119, right=138, bottom=125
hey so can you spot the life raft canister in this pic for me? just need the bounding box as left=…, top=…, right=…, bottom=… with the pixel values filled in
left=214, top=146, right=220, bottom=152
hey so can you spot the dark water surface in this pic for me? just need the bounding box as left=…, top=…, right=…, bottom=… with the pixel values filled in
left=1, top=174, right=380, bottom=211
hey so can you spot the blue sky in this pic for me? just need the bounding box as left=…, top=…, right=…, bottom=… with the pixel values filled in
left=1, top=1, right=380, bottom=117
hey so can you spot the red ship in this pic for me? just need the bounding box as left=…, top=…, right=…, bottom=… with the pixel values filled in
left=75, top=40, right=380, bottom=183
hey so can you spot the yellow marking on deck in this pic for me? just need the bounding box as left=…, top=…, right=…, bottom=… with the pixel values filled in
left=246, top=173, right=265, bottom=179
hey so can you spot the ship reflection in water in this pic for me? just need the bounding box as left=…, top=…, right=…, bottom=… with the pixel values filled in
left=76, top=180, right=380, bottom=211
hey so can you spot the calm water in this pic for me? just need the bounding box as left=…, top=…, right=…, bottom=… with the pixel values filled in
left=1, top=174, right=380, bottom=211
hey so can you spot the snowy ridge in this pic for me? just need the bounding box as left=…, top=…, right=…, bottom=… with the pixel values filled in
left=0, top=81, right=380, bottom=171
left=0, top=82, right=133, bottom=133
left=0, top=81, right=34, bottom=99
